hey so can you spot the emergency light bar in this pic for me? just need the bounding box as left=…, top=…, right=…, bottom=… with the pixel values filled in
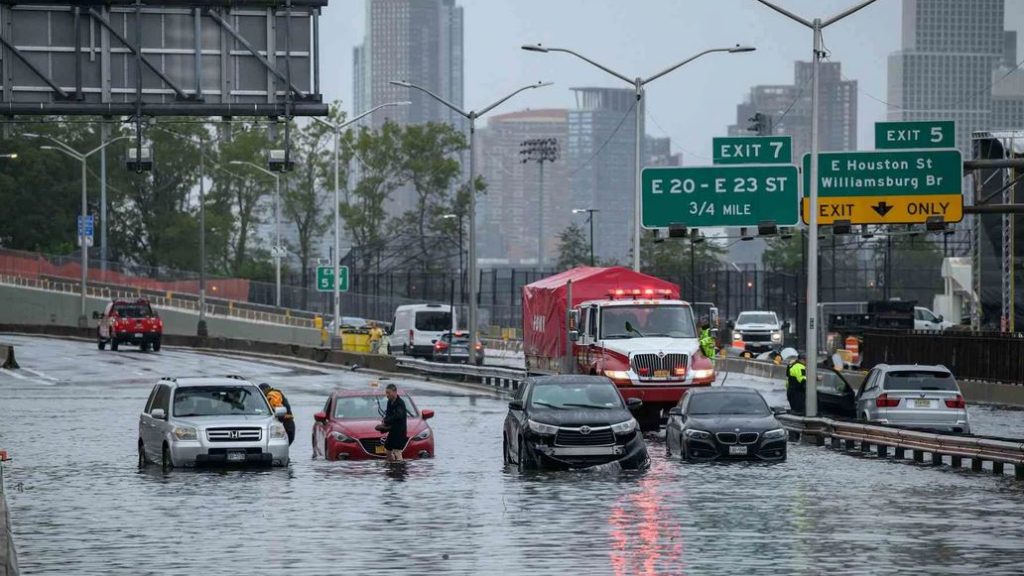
left=606, top=288, right=674, bottom=299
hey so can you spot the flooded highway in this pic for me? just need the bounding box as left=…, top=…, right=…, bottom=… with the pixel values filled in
left=2, top=335, right=1024, bottom=575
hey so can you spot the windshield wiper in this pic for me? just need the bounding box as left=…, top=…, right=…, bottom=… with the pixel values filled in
left=531, top=401, right=565, bottom=410
left=602, top=334, right=633, bottom=339
left=561, top=403, right=612, bottom=410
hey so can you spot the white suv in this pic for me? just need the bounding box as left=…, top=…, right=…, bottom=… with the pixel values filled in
left=731, top=311, right=784, bottom=354
left=138, top=376, right=290, bottom=470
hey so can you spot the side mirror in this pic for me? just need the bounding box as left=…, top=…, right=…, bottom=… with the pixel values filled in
left=626, top=397, right=643, bottom=410
left=568, top=330, right=579, bottom=342
left=667, top=406, right=682, bottom=416
left=313, top=411, right=327, bottom=423
left=508, top=399, right=524, bottom=411
left=274, top=406, right=287, bottom=418
left=569, top=309, right=580, bottom=329
left=151, top=408, right=166, bottom=420
left=421, top=409, right=434, bottom=420
left=771, top=406, right=786, bottom=415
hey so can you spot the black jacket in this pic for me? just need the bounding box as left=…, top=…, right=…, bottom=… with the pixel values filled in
left=382, top=396, right=408, bottom=450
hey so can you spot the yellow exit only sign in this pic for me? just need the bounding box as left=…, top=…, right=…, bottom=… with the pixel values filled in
left=802, top=194, right=963, bottom=225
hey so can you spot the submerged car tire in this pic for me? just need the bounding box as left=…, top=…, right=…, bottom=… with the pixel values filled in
left=517, top=439, right=533, bottom=471
left=138, top=440, right=147, bottom=467
left=161, top=443, right=173, bottom=472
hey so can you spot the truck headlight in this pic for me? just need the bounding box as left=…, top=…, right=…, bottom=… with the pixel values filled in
left=684, top=429, right=712, bottom=440
left=173, top=426, right=197, bottom=441
left=603, top=370, right=631, bottom=381
left=270, top=423, right=287, bottom=439
left=732, top=331, right=742, bottom=338
left=764, top=428, right=787, bottom=440
left=610, top=419, right=638, bottom=435
left=691, top=369, right=715, bottom=380
left=527, top=420, right=559, bottom=436
left=771, top=330, right=783, bottom=343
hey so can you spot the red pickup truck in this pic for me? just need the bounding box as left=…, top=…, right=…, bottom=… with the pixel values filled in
left=97, top=299, right=163, bottom=352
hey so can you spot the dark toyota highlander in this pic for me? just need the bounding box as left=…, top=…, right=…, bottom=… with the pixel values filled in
left=666, top=387, right=787, bottom=462
left=503, top=375, right=649, bottom=470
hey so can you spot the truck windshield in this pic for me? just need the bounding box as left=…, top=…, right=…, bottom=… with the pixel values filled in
left=736, top=312, right=776, bottom=325
left=600, top=305, right=696, bottom=339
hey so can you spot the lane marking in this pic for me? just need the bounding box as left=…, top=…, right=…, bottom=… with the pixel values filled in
left=0, top=368, right=29, bottom=380
left=22, top=368, right=58, bottom=382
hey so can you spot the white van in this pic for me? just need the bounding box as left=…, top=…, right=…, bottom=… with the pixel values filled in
left=390, top=304, right=456, bottom=358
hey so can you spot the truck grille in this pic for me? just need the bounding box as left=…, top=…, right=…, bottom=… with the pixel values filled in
left=206, top=428, right=262, bottom=442
left=555, top=427, right=615, bottom=446
left=359, top=437, right=386, bottom=454
left=741, top=332, right=772, bottom=343
left=631, top=353, right=688, bottom=376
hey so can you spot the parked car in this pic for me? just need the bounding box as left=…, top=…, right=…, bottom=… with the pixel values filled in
left=666, top=387, right=787, bottom=462
left=432, top=331, right=484, bottom=365
left=388, top=304, right=456, bottom=358
left=97, top=298, right=163, bottom=352
left=327, top=316, right=369, bottom=334
left=913, top=307, right=955, bottom=331
left=503, top=375, right=649, bottom=470
left=312, top=389, right=435, bottom=460
left=730, top=311, right=785, bottom=355
left=138, top=376, right=290, bottom=470
left=855, top=364, right=970, bottom=434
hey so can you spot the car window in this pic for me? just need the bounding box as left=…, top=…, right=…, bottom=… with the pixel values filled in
left=144, top=385, right=159, bottom=413
left=114, top=303, right=155, bottom=318
left=736, top=313, right=776, bottom=325
left=172, top=386, right=270, bottom=417
left=687, top=392, right=770, bottom=416
left=882, top=370, right=958, bottom=391
left=514, top=382, right=530, bottom=402
left=528, top=382, right=624, bottom=410
left=333, top=394, right=418, bottom=419
left=153, top=385, right=171, bottom=413
left=415, top=311, right=451, bottom=331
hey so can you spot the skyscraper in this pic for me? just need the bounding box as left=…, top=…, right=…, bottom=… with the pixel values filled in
left=475, top=110, right=570, bottom=266
left=887, top=0, right=1023, bottom=155
left=353, top=0, right=464, bottom=129
left=568, top=87, right=641, bottom=265
left=728, top=61, right=858, bottom=161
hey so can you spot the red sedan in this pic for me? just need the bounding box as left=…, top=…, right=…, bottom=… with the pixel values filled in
left=312, top=390, right=435, bottom=460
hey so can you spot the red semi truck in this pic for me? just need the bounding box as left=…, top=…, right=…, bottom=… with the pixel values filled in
left=522, top=266, right=715, bottom=429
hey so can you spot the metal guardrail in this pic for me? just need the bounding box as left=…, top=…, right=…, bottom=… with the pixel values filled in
left=1, top=453, right=20, bottom=576
left=0, top=274, right=315, bottom=329
left=396, top=357, right=526, bottom=391
left=778, top=414, right=1024, bottom=480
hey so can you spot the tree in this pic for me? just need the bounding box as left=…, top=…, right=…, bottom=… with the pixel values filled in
left=762, top=232, right=804, bottom=273
left=640, top=230, right=725, bottom=276
left=557, top=223, right=590, bottom=269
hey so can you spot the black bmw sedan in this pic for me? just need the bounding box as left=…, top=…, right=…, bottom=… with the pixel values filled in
left=666, top=387, right=787, bottom=462
left=503, top=375, right=650, bottom=470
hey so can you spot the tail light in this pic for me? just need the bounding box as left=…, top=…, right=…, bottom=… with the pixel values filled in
left=474, top=343, right=483, bottom=351
left=434, top=341, right=448, bottom=352
left=876, top=393, right=900, bottom=408
left=945, top=395, right=965, bottom=409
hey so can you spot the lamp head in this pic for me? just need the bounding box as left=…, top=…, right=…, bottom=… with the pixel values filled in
left=521, top=44, right=550, bottom=53
left=389, top=80, right=413, bottom=88
left=729, top=45, right=757, bottom=53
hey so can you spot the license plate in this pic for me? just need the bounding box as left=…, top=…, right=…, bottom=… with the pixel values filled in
left=134, top=333, right=143, bottom=338
left=374, top=445, right=387, bottom=455
left=914, top=399, right=932, bottom=408
left=654, top=370, right=669, bottom=378
left=728, top=445, right=748, bottom=456
left=227, top=452, right=245, bottom=462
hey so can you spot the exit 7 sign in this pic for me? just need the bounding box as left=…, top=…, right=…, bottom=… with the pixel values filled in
left=712, top=136, right=792, bottom=164
left=316, top=265, right=349, bottom=292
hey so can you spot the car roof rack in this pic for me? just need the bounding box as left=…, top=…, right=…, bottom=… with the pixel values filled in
left=224, top=374, right=247, bottom=380
left=160, top=377, right=176, bottom=382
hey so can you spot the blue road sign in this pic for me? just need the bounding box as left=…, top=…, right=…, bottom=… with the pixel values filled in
left=77, top=215, right=94, bottom=237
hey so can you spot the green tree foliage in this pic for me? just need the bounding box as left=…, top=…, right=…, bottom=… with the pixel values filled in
left=342, top=120, right=405, bottom=270
left=640, top=230, right=725, bottom=277
left=762, top=231, right=804, bottom=273
left=557, top=223, right=590, bottom=269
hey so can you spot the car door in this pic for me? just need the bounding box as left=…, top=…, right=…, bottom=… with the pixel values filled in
left=139, top=384, right=159, bottom=454
left=313, top=396, right=332, bottom=456
left=665, top=395, right=688, bottom=454
left=856, top=371, right=880, bottom=420
left=505, top=381, right=530, bottom=462
left=151, top=384, right=173, bottom=450
left=99, top=302, right=113, bottom=339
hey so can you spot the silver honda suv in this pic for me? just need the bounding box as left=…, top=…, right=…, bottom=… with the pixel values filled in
left=138, top=375, right=290, bottom=469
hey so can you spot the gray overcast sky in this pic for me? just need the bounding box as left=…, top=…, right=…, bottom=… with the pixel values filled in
left=320, top=0, right=1024, bottom=163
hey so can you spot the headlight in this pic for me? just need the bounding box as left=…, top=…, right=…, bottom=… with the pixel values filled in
left=270, top=423, right=287, bottom=440
left=527, top=420, right=559, bottom=435
left=684, top=429, right=712, bottom=440
left=603, top=370, right=631, bottom=381
left=732, top=331, right=742, bottom=338
left=771, top=330, right=783, bottom=342
left=610, top=419, right=638, bottom=435
left=691, top=369, right=715, bottom=380
left=763, top=428, right=787, bottom=440
left=329, top=430, right=356, bottom=443
left=172, top=426, right=197, bottom=441
left=413, top=429, right=432, bottom=441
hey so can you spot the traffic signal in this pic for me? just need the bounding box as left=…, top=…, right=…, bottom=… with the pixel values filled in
left=747, top=112, right=774, bottom=136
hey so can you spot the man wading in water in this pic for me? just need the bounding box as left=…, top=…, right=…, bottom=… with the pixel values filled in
left=378, top=383, right=408, bottom=462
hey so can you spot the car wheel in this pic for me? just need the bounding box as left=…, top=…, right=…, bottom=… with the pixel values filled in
left=517, top=438, right=532, bottom=471
left=161, top=443, right=173, bottom=472
left=503, top=435, right=510, bottom=465
left=111, top=339, right=119, bottom=352
left=138, top=440, right=147, bottom=467
left=152, top=339, right=161, bottom=352
left=324, top=439, right=331, bottom=461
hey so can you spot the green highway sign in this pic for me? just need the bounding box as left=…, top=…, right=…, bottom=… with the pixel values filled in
left=712, top=136, right=792, bottom=164
left=875, top=120, right=955, bottom=149
left=801, top=149, right=963, bottom=225
left=316, top=265, right=349, bottom=292
left=642, top=165, right=799, bottom=228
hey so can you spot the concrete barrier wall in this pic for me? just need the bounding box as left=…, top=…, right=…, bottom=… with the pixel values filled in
left=0, top=284, right=321, bottom=347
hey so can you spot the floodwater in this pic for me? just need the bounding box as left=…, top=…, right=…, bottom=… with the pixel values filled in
left=1, top=335, right=1023, bottom=576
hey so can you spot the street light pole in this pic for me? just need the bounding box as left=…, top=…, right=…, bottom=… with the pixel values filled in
left=230, top=160, right=282, bottom=307
left=390, top=80, right=552, bottom=363
left=523, top=43, right=755, bottom=272
left=755, top=0, right=878, bottom=418
left=29, top=134, right=130, bottom=327
left=572, top=208, right=599, bottom=266
left=314, top=101, right=410, bottom=337
left=441, top=213, right=465, bottom=304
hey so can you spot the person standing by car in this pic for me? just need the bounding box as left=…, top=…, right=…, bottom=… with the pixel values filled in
left=259, top=383, right=295, bottom=445
left=369, top=322, right=384, bottom=354
left=379, top=383, right=408, bottom=462
left=786, top=354, right=807, bottom=415
left=699, top=317, right=717, bottom=360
